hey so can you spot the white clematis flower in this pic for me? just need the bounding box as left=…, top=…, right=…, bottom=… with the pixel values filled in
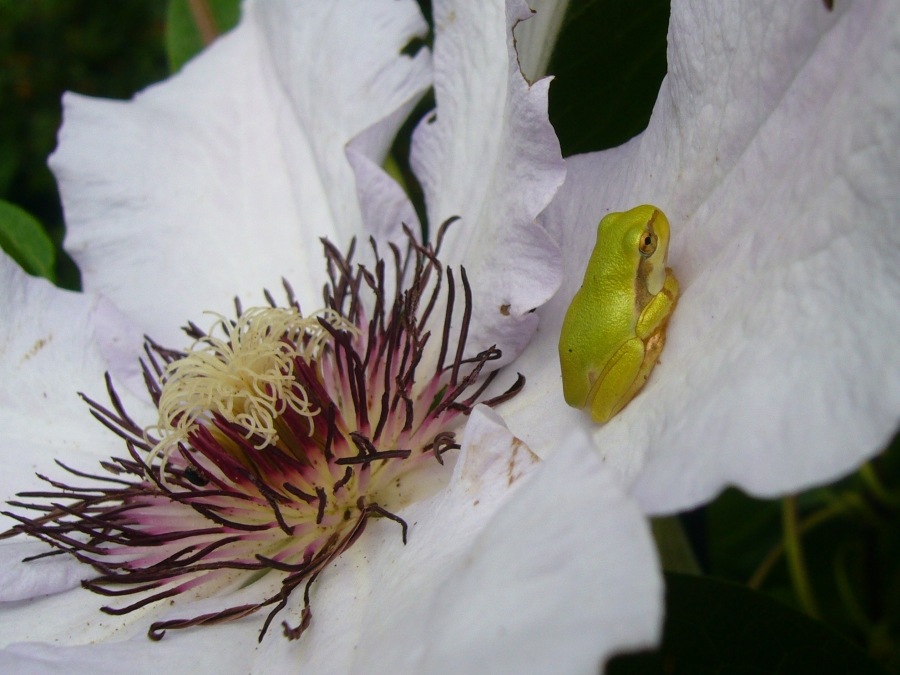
left=505, top=1, right=900, bottom=513
left=0, top=0, right=661, bottom=673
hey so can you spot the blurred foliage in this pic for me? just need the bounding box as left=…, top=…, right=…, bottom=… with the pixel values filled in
left=703, top=430, right=900, bottom=673
left=165, top=0, right=240, bottom=72
left=0, top=0, right=168, bottom=288
left=548, top=0, right=669, bottom=156
left=0, top=199, right=55, bottom=279
left=608, top=573, right=887, bottom=675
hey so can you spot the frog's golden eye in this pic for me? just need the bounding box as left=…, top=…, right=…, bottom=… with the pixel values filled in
left=638, top=230, right=658, bottom=257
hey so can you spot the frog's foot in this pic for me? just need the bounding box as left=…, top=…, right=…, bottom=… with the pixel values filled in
left=588, top=330, right=668, bottom=423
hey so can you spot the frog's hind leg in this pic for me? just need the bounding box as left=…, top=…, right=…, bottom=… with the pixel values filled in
left=589, top=328, right=669, bottom=423
left=588, top=337, right=646, bottom=423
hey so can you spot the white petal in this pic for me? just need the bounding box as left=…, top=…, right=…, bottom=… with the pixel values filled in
left=346, top=106, right=423, bottom=248
left=346, top=407, right=662, bottom=672
left=0, top=621, right=260, bottom=674
left=511, top=2, right=900, bottom=513
left=51, top=0, right=431, bottom=346
left=0, top=542, right=83, bottom=601
left=0, top=251, right=150, bottom=536
left=422, top=417, right=662, bottom=672
left=0, top=545, right=289, bottom=667
left=410, top=0, right=565, bottom=364
left=0, top=640, right=234, bottom=675
left=514, top=0, right=570, bottom=82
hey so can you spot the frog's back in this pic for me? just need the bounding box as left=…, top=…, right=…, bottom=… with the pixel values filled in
left=558, top=282, right=635, bottom=408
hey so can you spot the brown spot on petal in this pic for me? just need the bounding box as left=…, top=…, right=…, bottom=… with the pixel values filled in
left=507, top=439, right=539, bottom=486
left=21, top=335, right=51, bottom=362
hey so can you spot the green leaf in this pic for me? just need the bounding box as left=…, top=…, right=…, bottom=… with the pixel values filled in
left=547, top=0, right=669, bottom=156
left=607, top=573, right=888, bottom=675
left=0, top=199, right=56, bottom=281
left=165, top=0, right=241, bottom=73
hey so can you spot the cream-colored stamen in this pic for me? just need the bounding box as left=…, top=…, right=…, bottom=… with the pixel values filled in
left=149, top=306, right=354, bottom=466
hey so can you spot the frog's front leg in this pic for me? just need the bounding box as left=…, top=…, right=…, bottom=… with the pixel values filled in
left=636, top=272, right=679, bottom=339
left=588, top=337, right=646, bottom=423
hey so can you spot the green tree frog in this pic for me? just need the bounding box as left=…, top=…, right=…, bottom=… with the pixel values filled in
left=558, top=205, right=679, bottom=423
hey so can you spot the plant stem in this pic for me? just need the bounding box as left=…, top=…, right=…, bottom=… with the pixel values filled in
left=651, top=516, right=701, bottom=575
left=859, top=463, right=900, bottom=508
left=782, top=495, right=820, bottom=618
left=748, top=500, right=844, bottom=589
left=188, top=0, right=220, bottom=46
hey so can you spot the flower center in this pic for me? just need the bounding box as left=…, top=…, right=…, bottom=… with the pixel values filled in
left=152, top=306, right=348, bottom=456
left=2, top=226, right=523, bottom=642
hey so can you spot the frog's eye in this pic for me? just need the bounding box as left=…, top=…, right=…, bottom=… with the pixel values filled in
left=638, top=230, right=658, bottom=257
